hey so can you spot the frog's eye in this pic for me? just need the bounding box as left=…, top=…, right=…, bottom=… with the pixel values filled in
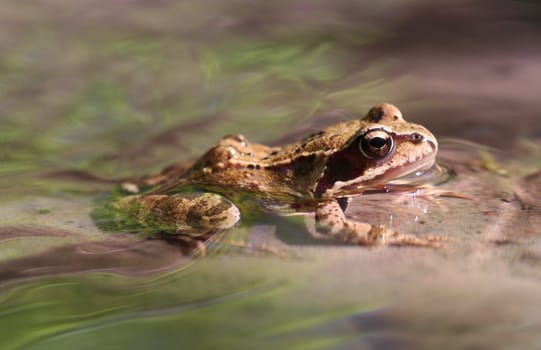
left=359, top=130, right=393, bottom=159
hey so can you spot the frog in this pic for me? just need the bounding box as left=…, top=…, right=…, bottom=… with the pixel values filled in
left=107, top=103, right=443, bottom=248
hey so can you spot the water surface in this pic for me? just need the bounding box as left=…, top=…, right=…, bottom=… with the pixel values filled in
left=1, top=1, right=541, bottom=349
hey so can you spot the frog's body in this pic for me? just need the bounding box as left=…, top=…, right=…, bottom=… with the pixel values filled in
left=114, top=103, right=441, bottom=247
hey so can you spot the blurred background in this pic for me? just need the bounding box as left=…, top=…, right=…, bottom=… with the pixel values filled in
left=3, top=0, right=540, bottom=179
left=1, top=1, right=541, bottom=349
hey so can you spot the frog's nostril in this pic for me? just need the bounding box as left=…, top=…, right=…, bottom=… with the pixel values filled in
left=411, top=133, right=425, bottom=143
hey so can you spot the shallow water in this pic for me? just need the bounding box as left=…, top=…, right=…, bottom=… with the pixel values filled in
left=2, top=0, right=541, bottom=349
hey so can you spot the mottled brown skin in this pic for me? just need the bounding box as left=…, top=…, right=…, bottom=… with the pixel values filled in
left=117, top=103, right=442, bottom=247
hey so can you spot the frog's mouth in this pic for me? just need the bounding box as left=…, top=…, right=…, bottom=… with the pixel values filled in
left=379, top=153, right=438, bottom=185
left=386, top=159, right=450, bottom=188
left=333, top=152, right=438, bottom=197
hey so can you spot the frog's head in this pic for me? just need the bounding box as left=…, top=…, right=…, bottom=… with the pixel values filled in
left=314, top=103, right=438, bottom=198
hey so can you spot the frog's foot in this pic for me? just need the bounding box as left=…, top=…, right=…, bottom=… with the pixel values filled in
left=315, top=200, right=445, bottom=248
left=370, top=226, right=446, bottom=248
left=117, top=192, right=241, bottom=236
left=225, top=240, right=291, bottom=259
left=155, top=233, right=212, bottom=257
left=120, top=162, right=193, bottom=193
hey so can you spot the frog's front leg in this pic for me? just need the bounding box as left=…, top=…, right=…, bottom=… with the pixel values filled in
left=118, top=193, right=240, bottom=236
left=315, top=200, right=443, bottom=247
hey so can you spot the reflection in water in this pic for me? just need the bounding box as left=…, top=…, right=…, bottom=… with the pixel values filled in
left=0, top=235, right=189, bottom=284
left=4, top=251, right=541, bottom=350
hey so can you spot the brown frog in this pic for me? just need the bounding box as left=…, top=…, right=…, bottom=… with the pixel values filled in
left=111, top=103, right=442, bottom=247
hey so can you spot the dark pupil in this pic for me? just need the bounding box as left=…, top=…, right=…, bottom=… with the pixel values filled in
left=369, top=137, right=387, bottom=149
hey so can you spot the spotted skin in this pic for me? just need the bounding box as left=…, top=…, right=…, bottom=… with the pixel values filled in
left=118, top=193, right=240, bottom=236
left=109, top=103, right=442, bottom=248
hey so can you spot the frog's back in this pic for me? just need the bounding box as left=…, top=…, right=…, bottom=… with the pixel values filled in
left=149, top=134, right=305, bottom=203
left=174, top=121, right=360, bottom=201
